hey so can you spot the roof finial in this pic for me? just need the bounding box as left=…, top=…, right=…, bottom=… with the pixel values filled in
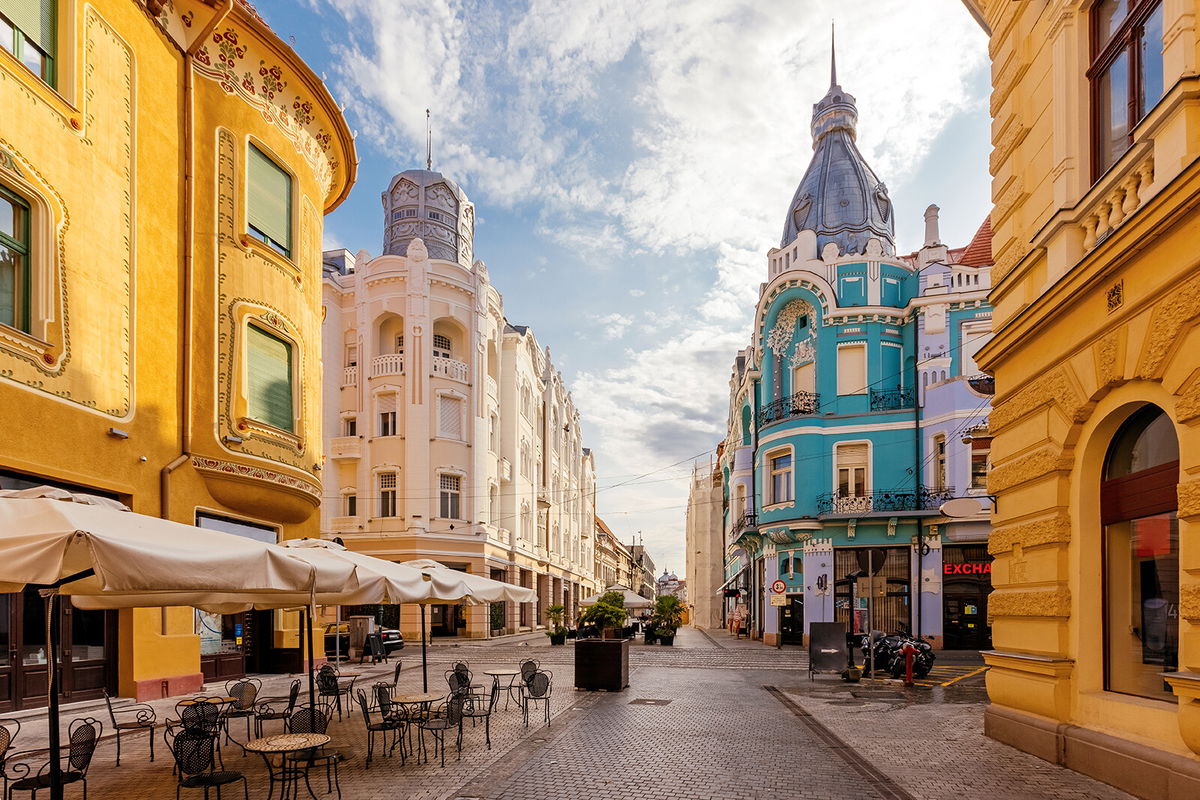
left=425, top=108, right=432, bottom=171
left=830, top=21, right=837, bottom=87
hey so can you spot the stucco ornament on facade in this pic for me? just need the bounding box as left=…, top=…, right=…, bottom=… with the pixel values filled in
left=766, top=299, right=817, bottom=356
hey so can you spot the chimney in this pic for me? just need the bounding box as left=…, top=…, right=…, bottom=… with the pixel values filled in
left=923, top=204, right=941, bottom=248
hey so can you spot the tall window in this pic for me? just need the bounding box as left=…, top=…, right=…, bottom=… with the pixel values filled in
left=837, top=344, right=867, bottom=395
left=0, top=0, right=55, bottom=85
left=970, top=437, right=991, bottom=490
left=0, top=186, right=29, bottom=332
left=246, top=144, right=292, bottom=258
left=378, top=394, right=397, bottom=436
left=1091, top=1, right=1164, bottom=175
left=1103, top=406, right=1179, bottom=701
left=345, top=345, right=357, bottom=367
left=246, top=324, right=293, bottom=432
left=437, top=395, right=463, bottom=439
left=836, top=443, right=869, bottom=498
left=344, top=417, right=357, bottom=437
left=767, top=450, right=793, bottom=505
left=378, top=473, right=397, bottom=518
left=433, top=333, right=452, bottom=359
left=439, top=474, right=461, bottom=519
left=345, top=494, right=357, bottom=517
left=793, top=361, right=815, bottom=394
left=933, top=434, right=947, bottom=490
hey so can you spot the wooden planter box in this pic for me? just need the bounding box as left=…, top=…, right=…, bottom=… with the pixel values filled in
left=574, top=638, right=629, bottom=691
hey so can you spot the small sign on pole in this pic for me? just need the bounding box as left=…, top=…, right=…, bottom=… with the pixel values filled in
left=771, top=579, right=787, bottom=594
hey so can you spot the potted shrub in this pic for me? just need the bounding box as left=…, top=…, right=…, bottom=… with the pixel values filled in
left=545, top=604, right=568, bottom=646
left=652, top=595, right=684, bottom=645
left=656, top=626, right=676, bottom=646
left=574, top=591, right=630, bottom=691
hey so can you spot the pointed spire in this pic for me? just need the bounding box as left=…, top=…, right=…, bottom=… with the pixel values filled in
left=830, top=21, right=837, bottom=87
left=425, top=108, right=432, bottom=171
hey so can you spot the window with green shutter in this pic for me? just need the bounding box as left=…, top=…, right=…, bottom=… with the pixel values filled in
left=247, top=324, right=294, bottom=432
left=0, top=185, right=30, bottom=332
left=246, top=144, right=292, bottom=258
left=1, top=0, right=56, bottom=86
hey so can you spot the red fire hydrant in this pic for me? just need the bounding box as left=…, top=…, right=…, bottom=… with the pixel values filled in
left=903, top=643, right=919, bottom=687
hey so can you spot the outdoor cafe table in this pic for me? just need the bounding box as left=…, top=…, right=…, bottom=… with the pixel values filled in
left=176, top=695, right=236, bottom=706
left=244, top=733, right=331, bottom=800
left=481, top=669, right=521, bottom=710
left=391, top=691, right=444, bottom=753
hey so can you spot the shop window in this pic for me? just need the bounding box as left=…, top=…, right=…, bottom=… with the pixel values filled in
left=767, top=449, right=793, bottom=505
left=970, top=438, right=991, bottom=490
left=378, top=473, right=397, bottom=518
left=1102, top=405, right=1179, bottom=701
left=246, top=144, right=292, bottom=258
left=1090, top=1, right=1164, bottom=177
left=836, top=442, right=869, bottom=498
left=439, top=473, right=461, bottom=519
left=0, top=185, right=29, bottom=332
left=0, top=1, right=55, bottom=86
left=246, top=324, right=294, bottom=432
left=837, top=344, right=867, bottom=395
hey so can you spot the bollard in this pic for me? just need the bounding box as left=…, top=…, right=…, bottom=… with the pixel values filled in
left=903, top=644, right=918, bottom=687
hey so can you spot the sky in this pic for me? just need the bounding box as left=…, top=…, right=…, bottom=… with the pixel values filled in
left=256, top=0, right=992, bottom=576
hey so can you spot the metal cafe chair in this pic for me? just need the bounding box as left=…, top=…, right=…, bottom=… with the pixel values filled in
left=286, top=703, right=341, bottom=800
left=254, top=679, right=300, bottom=738
left=354, top=689, right=405, bottom=768
left=521, top=670, right=554, bottom=728
left=102, top=689, right=157, bottom=766
left=4, top=717, right=101, bottom=800
left=0, top=717, right=20, bottom=800
left=170, top=730, right=248, bottom=800
left=419, top=692, right=466, bottom=768
left=316, top=665, right=353, bottom=720
left=221, top=678, right=261, bottom=749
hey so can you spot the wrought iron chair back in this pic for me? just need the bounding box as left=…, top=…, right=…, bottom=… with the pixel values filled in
left=316, top=669, right=341, bottom=695
left=287, top=704, right=331, bottom=735
left=519, top=659, right=539, bottom=682
left=446, top=668, right=473, bottom=694
left=372, top=682, right=396, bottom=717
left=67, top=717, right=101, bottom=773
left=179, top=700, right=222, bottom=735
left=445, top=692, right=466, bottom=727
left=526, top=671, right=552, bottom=699
left=172, top=730, right=217, bottom=777
left=225, top=678, right=260, bottom=710
left=0, top=718, right=20, bottom=760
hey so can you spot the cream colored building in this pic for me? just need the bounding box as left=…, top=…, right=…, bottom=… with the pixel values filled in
left=686, top=461, right=725, bottom=630
left=320, top=168, right=597, bottom=639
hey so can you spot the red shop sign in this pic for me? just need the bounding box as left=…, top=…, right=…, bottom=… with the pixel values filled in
left=944, top=562, right=991, bottom=576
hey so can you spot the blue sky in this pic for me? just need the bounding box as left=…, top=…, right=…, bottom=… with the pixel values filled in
left=258, top=0, right=992, bottom=574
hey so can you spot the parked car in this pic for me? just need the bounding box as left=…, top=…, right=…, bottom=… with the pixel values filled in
left=323, top=622, right=405, bottom=658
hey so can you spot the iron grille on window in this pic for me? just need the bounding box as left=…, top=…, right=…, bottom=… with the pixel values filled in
left=869, top=388, right=914, bottom=411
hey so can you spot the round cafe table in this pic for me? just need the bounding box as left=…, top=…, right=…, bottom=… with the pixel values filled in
left=177, top=695, right=236, bottom=706
left=244, top=733, right=331, bottom=800
left=481, top=669, right=521, bottom=710
left=391, top=691, right=444, bottom=754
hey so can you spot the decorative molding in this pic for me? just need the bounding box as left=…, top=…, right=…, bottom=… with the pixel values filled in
left=990, top=116, right=1028, bottom=177
left=990, top=366, right=1087, bottom=433
left=990, top=239, right=1023, bottom=284
left=988, top=514, right=1071, bottom=554
left=1178, top=480, right=1200, bottom=519
left=766, top=299, right=816, bottom=356
left=191, top=455, right=321, bottom=499
left=988, top=445, right=1071, bottom=494
left=989, top=586, right=1071, bottom=618
left=991, top=175, right=1027, bottom=229
left=1105, top=280, right=1124, bottom=314
left=1136, top=271, right=1200, bottom=379
left=990, top=50, right=1030, bottom=118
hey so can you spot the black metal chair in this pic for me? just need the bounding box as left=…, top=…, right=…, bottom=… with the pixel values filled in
left=354, top=689, right=405, bottom=768
left=383, top=660, right=403, bottom=691
left=221, top=679, right=261, bottom=749
left=459, top=681, right=494, bottom=750
left=102, top=689, right=156, bottom=766
left=522, top=670, right=553, bottom=728
left=5, top=717, right=101, bottom=799
left=286, top=704, right=341, bottom=799
left=511, top=658, right=540, bottom=708
left=171, top=730, right=248, bottom=800
left=253, top=679, right=300, bottom=738
left=315, top=666, right=352, bottom=720
left=0, top=718, right=19, bottom=799
left=419, top=692, right=465, bottom=767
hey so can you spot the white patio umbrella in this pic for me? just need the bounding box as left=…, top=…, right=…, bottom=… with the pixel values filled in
left=400, top=559, right=537, bottom=690
left=0, top=487, right=355, bottom=800
left=580, top=584, right=654, bottom=610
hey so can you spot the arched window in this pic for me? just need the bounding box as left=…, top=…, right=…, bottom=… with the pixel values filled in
left=1102, top=405, right=1179, bottom=701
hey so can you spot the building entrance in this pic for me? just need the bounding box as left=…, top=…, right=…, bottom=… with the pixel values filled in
left=942, top=544, right=993, bottom=650
left=780, top=596, right=804, bottom=645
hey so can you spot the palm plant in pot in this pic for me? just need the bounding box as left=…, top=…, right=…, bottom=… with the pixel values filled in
left=652, top=595, right=684, bottom=646
left=545, top=603, right=568, bottom=645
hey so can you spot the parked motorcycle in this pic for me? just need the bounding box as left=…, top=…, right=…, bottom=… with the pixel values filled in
left=859, top=630, right=936, bottom=679
left=891, top=636, right=935, bottom=679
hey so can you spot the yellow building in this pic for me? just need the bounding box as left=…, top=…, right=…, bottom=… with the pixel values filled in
left=964, top=0, right=1200, bottom=794
left=0, top=0, right=353, bottom=706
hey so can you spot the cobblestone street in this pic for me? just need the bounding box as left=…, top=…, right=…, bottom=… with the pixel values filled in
left=8, top=628, right=1133, bottom=799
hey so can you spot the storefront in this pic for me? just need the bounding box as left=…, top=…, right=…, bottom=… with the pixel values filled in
left=941, top=544, right=992, bottom=650
left=833, top=546, right=911, bottom=635
left=0, top=470, right=118, bottom=710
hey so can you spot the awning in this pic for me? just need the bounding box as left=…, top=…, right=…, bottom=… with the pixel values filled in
left=580, top=584, right=653, bottom=609
left=716, top=569, right=747, bottom=595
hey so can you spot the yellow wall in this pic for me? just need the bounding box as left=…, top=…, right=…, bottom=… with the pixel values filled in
left=969, top=0, right=1200, bottom=771
left=0, top=0, right=353, bottom=701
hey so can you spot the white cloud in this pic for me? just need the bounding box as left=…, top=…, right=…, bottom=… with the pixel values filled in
left=318, top=0, right=989, bottom=571
left=591, top=312, right=634, bottom=339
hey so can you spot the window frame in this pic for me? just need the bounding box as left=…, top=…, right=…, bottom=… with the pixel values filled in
left=245, top=141, right=294, bottom=260
left=0, top=184, right=31, bottom=333
left=835, top=441, right=870, bottom=499
left=1088, top=0, right=1165, bottom=179
left=377, top=472, right=397, bottom=518
left=0, top=2, right=56, bottom=87
left=836, top=342, right=868, bottom=396
left=438, top=473, right=462, bottom=520
left=765, top=448, right=794, bottom=506
left=244, top=322, right=295, bottom=434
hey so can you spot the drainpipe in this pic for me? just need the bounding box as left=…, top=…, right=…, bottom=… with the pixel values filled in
left=161, top=0, right=234, bottom=521
left=912, top=302, right=922, bottom=640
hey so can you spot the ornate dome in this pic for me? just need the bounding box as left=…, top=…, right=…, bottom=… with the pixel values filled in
left=780, top=56, right=895, bottom=257
left=381, top=169, right=475, bottom=267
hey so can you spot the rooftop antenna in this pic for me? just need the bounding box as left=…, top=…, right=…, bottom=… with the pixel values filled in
left=830, top=21, right=837, bottom=87
left=425, top=108, right=432, bottom=171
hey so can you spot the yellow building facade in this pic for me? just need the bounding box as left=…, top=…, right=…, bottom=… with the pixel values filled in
left=0, top=0, right=353, bottom=705
left=964, top=0, right=1200, bottom=795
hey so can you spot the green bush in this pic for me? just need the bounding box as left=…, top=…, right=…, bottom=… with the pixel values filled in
left=580, top=590, right=626, bottom=632
left=651, top=595, right=684, bottom=634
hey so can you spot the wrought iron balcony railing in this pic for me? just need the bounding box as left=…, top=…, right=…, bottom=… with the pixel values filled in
left=816, top=486, right=955, bottom=516
left=967, top=374, right=995, bottom=396
left=869, top=388, right=915, bottom=411
left=757, top=391, right=820, bottom=427
left=730, top=513, right=758, bottom=538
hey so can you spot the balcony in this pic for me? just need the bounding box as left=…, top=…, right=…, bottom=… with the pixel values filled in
left=342, top=366, right=358, bottom=387
left=967, top=375, right=995, bottom=396
left=329, top=436, right=361, bottom=461
left=433, top=356, right=469, bottom=383
left=816, top=486, right=955, bottom=516
left=757, top=391, right=820, bottom=428
left=485, top=375, right=499, bottom=398
left=371, top=353, right=404, bottom=378
left=869, top=388, right=914, bottom=412
left=329, top=516, right=363, bottom=532
left=730, top=513, right=758, bottom=538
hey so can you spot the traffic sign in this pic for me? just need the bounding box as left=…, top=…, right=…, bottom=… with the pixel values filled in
left=771, top=579, right=786, bottom=594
